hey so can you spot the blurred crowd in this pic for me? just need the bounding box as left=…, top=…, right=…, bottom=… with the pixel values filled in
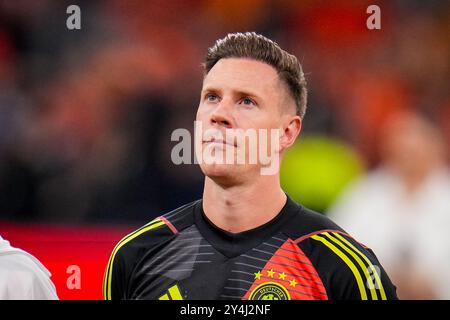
left=328, top=110, right=450, bottom=299
left=0, top=0, right=449, bottom=297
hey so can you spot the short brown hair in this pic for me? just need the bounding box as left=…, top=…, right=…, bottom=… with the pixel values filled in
left=203, top=32, right=307, bottom=118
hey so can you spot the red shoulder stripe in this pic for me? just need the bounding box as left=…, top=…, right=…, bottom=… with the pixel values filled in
left=159, top=216, right=178, bottom=235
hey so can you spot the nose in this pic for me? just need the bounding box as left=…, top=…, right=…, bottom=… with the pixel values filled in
left=210, top=100, right=233, bottom=129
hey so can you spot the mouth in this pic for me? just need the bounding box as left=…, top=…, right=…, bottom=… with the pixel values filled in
left=202, top=137, right=237, bottom=147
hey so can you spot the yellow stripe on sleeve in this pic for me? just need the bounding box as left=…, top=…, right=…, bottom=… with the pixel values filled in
left=103, top=219, right=161, bottom=299
left=103, top=218, right=166, bottom=300
left=311, top=234, right=368, bottom=300
left=332, top=232, right=387, bottom=300
left=323, top=232, right=378, bottom=300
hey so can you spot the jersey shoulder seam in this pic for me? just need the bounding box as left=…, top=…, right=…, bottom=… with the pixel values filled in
left=294, top=229, right=369, bottom=249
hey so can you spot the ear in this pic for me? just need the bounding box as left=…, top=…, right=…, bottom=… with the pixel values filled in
left=279, top=115, right=302, bottom=152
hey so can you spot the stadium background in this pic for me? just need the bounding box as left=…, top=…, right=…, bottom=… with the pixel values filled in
left=0, top=0, right=448, bottom=299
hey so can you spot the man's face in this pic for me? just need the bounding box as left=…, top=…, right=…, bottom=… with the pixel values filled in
left=195, top=58, right=291, bottom=184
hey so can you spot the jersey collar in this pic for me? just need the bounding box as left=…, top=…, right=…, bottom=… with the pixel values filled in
left=194, top=194, right=299, bottom=258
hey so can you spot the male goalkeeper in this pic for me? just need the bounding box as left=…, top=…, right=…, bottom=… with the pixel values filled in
left=104, top=32, right=398, bottom=300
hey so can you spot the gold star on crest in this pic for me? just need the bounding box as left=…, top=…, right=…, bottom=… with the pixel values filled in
left=289, top=279, right=298, bottom=287
left=254, top=271, right=262, bottom=280
left=278, top=272, right=286, bottom=280
left=267, top=269, right=275, bottom=278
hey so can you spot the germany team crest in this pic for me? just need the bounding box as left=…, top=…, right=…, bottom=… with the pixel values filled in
left=248, top=281, right=291, bottom=300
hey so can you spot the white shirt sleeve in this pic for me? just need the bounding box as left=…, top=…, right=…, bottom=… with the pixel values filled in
left=0, top=237, right=58, bottom=300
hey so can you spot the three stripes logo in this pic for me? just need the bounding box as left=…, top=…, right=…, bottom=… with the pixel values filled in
left=159, top=284, right=184, bottom=300
left=311, top=231, right=386, bottom=300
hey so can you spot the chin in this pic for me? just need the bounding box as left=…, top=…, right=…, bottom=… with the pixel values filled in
left=201, top=163, right=243, bottom=185
left=200, top=163, right=260, bottom=186
left=201, top=163, right=235, bottom=179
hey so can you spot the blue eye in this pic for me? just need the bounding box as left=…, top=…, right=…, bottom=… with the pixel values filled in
left=206, top=93, right=218, bottom=102
left=240, top=98, right=255, bottom=106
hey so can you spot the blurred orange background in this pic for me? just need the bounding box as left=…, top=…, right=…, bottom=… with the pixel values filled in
left=0, top=0, right=448, bottom=299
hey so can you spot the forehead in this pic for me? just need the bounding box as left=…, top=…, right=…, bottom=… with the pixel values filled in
left=202, top=58, right=281, bottom=94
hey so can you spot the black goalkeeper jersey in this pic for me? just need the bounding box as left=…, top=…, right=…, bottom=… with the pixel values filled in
left=103, top=195, right=398, bottom=300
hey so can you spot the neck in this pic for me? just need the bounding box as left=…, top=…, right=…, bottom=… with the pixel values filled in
left=202, top=174, right=287, bottom=233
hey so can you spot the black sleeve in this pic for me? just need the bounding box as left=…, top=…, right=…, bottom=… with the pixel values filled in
left=103, top=244, right=133, bottom=300
left=102, top=218, right=178, bottom=300
left=298, top=231, right=398, bottom=300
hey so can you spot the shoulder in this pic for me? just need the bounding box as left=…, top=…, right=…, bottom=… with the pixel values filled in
left=282, top=201, right=347, bottom=241
left=112, top=200, right=198, bottom=257
left=281, top=203, right=369, bottom=275
left=281, top=201, right=398, bottom=300
left=0, top=238, right=52, bottom=279
left=0, top=247, right=58, bottom=299
left=103, top=200, right=198, bottom=299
